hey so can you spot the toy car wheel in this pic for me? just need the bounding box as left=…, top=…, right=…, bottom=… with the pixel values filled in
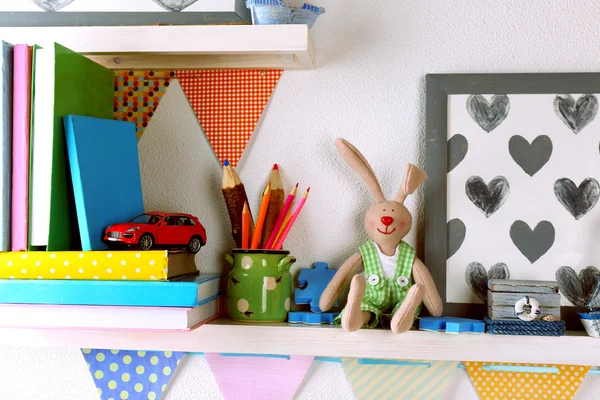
left=139, top=234, right=154, bottom=251
left=188, top=236, right=203, bottom=254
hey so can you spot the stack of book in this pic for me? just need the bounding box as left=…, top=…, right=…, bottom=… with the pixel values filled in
left=0, top=40, right=221, bottom=330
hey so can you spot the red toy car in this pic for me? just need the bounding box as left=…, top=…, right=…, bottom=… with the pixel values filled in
left=104, top=212, right=207, bottom=253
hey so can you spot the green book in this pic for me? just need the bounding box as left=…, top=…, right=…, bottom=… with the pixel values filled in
left=29, top=43, right=113, bottom=251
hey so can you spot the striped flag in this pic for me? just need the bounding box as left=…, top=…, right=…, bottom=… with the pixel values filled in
left=342, top=358, right=459, bottom=400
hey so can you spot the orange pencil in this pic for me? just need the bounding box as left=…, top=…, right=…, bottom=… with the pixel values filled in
left=272, top=187, right=310, bottom=250
left=241, top=202, right=250, bottom=249
left=251, top=182, right=271, bottom=249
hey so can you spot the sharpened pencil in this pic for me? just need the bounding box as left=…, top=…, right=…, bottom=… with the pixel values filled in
left=242, top=202, right=250, bottom=249
left=272, top=187, right=310, bottom=250
left=260, top=164, right=285, bottom=248
left=264, top=183, right=298, bottom=249
left=251, top=182, right=271, bottom=249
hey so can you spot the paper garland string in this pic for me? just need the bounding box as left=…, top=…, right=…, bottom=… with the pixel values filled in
left=113, top=69, right=283, bottom=167
left=176, top=69, right=282, bottom=167
left=82, top=349, right=184, bottom=400
left=205, top=353, right=314, bottom=400
left=342, top=358, right=459, bottom=400
left=464, top=362, right=589, bottom=400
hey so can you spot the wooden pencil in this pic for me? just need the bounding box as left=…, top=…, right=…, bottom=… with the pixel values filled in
left=241, top=202, right=250, bottom=249
left=273, top=187, right=310, bottom=250
left=264, top=183, right=297, bottom=249
left=260, top=164, right=285, bottom=248
left=222, top=160, right=254, bottom=247
left=251, top=182, right=271, bottom=249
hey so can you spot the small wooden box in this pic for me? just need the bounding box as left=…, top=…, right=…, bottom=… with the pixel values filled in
left=487, top=280, right=560, bottom=320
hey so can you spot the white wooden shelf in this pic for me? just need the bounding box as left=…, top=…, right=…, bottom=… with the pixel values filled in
left=0, top=318, right=598, bottom=365
left=0, top=25, right=315, bottom=69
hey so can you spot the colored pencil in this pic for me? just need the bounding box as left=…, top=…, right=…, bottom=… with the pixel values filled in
left=272, top=187, right=310, bottom=250
left=264, top=183, right=298, bottom=249
left=260, top=164, right=285, bottom=248
left=251, top=182, right=271, bottom=249
left=222, top=160, right=254, bottom=247
left=241, top=202, right=250, bottom=249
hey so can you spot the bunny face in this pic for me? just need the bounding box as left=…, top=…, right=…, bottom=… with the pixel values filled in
left=365, top=200, right=412, bottom=248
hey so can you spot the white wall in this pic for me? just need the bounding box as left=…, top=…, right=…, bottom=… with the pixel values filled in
left=3, top=1, right=600, bottom=399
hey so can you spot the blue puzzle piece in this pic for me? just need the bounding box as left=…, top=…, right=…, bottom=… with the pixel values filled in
left=295, top=262, right=337, bottom=312
left=419, top=316, right=485, bottom=334
left=288, top=311, right=339, bottom=325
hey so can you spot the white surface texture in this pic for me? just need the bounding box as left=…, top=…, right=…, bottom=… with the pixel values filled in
left=4, top=1, right=600, bottom=399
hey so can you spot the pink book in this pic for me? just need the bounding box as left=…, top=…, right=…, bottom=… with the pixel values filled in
left=11, top=45, right=32, bottom=251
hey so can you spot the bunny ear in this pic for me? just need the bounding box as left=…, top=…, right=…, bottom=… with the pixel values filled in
left=334, top=138, right=385, bottom=202
left=395, top=163, right=427, bottom=203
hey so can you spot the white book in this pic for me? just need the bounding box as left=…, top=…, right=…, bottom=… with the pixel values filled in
left=0, top=296, right=220, bottom=331
left=29, top=48, right=55, bottom=247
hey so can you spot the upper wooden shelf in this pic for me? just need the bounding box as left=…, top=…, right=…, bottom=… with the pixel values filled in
left=0, top=318, right=598, bottom=366
left=0, top=25, right=315, bottom=70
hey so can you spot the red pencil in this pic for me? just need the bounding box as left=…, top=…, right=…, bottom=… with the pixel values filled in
left=272, top=187, right=310, bottom=250
left=241, top=202, right=250, bottom=249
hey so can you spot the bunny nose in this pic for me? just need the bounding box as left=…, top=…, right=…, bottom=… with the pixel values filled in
left=381, top=216, right=394, bottom=226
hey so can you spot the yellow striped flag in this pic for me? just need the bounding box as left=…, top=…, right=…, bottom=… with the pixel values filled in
left=342, top=358, right=459, bottom=400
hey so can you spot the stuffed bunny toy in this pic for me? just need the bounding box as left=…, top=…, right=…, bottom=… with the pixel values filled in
left=319, top=138, right=443, bottom=333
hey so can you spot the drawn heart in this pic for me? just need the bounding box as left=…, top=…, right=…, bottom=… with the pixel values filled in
left=446, top=218, right=466, bottom=259
left=152, top=0, right=199, bottom=11
left=31, top=0, right=74, bottom=11
left=447, top=134, right=468, bottom=173
left=508, top=135, right=553, bottom=177
left=554, top=94, right=599, bottom=133
left=465, top=176, right=510, bottom=218
left=554, top=178, right=600, bottom=220
left=466, top=94, right=510, bottom=133
left=555, top=266, right=600, bottom=307
left=510, top=220, right=555, bottom=264
left=465, top=262, right=510, bottom=302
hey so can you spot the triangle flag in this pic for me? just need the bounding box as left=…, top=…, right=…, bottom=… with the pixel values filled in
left=113, top=70, right=173, bottom=138
left=205, top=353, right=313, bottom=399
left=176, top=69, right=283, bottom=167
left=82, top=348, right=184, bottom=400
left=342, top=358, right=459, bottom=400
left=464, top=362, right=589, bottom=400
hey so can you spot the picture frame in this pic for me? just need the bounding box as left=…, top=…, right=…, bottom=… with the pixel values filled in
left=424, top=73, right=600, bottom=328
left=0, top=0, right=250, bottom=26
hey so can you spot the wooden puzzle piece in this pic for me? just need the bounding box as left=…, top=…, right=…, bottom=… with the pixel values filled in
left=288, top=312, right=339, bottom=325
left=419, top=316, right=485, bottom=334
left=295, top=262, right=337, bottom=312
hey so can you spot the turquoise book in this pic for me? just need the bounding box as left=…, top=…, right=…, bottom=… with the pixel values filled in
left=63, top=115, right=144, bottom=251
left=0, top=274, right=220, bottom=307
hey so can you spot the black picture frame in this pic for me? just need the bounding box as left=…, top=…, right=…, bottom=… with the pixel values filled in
left=424, top=73, right=600, bottom=329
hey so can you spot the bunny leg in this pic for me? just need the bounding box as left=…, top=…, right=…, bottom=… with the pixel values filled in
left=341, top=275, right=372, bottom=332
left=390, top=283, right=425, bottom=334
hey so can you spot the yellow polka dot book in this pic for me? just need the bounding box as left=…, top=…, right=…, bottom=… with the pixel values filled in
left=0, top=250, right=198, bottom=281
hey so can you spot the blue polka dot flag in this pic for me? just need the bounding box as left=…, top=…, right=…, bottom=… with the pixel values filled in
left=81, top=349, right=184, bottom=400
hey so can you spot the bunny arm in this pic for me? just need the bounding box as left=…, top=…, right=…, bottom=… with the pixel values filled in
left=412, top=256, right=443, bottom=316
left=319, top=252, right=364, bottom=312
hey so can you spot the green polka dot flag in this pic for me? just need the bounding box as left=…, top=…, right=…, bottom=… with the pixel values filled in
left=82, top=349, right=183, bottom=400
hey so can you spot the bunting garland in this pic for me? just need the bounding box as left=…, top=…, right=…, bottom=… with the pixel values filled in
left=82, top=349, right=184, bottom=400
left=113, top=69, right=283, bottom=166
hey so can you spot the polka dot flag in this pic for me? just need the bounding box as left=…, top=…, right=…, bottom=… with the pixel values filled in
left=113, top=69, right=283, bottom=168
left=82, top=349, right=184, bottom=400
left=464, top=362, right=589, bottom=400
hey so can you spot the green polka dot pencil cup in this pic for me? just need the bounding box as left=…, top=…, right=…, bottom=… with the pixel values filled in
left=226, top=250, right=295, bottom=322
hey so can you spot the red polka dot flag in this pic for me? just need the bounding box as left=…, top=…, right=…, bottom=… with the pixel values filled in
left=175, top=69, right=283, bottom=167
left=114, top=69, right=283, bottom=167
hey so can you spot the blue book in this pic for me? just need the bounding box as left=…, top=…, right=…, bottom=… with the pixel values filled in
left=0, top=41, right=13, bottom=251
left=0, top=274, right=221, bottom=307
left=63, top=116, right=144, bottom=250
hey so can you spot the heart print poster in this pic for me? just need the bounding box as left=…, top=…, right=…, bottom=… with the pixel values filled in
left=446, top=93, right=600, bottom=306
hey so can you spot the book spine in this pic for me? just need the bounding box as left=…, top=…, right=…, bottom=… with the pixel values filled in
left=0, top=250, right=169, bottom=281
left=0, top=41, right=13, bottom=251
